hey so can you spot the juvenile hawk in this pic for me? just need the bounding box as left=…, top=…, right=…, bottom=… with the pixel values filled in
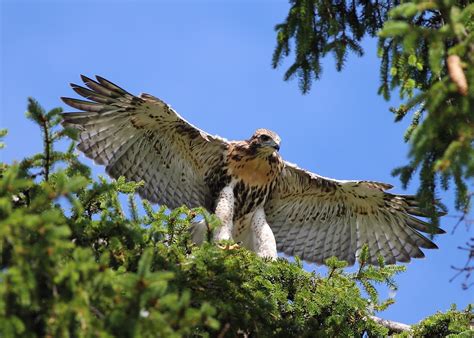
left=62, top=75, right=444, bottom=265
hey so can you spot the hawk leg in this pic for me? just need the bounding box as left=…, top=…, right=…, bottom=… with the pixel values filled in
left=213, top=182, right=236, bottom=241
left=251, top=208, right=277, bottom=260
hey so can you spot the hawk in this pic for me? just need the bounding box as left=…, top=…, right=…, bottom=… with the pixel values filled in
left=61, top=75, right=444, bottom=265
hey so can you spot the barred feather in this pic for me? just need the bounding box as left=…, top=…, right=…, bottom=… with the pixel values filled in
left=265, top=163, right=445, bottom=265
left=62, top=75, right=228, bottom=210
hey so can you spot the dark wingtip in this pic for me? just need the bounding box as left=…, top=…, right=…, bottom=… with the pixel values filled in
left=70, top=82, right=84, bottom=90
left=95, top=75, right=111, bottom=85
left=415, top=250, right=426, bottom=258
left=70, top=84, right=84, bottom=97
left=70, top=83, right=85, bottom=93
left=60, top=96, right=71, bottom=104
left=422, top=240, right=438, bottom=250
left=429, top=226, right=446, bottom=235
left=81, top=74, right=96, bottom=85
left=81, top=74, right=91, bottom=81
left=424, top=225, right=446, bottom=235
left=95, top=75, right=111, bottom=86
left=398, top=256, right=411, bottom=263
left=94, top=75, right=129, bottom=95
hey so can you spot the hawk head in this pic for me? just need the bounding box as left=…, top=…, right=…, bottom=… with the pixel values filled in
left=249, top=129, right=281, bottom=154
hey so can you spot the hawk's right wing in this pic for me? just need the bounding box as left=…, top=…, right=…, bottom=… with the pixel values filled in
left=62, top=75, right=228, bottom=210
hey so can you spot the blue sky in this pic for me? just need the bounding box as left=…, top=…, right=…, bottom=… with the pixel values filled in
left=2, top=0, right=472, bottom=325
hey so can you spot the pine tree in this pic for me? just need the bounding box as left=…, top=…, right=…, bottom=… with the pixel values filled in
left=0, top=100, right=472, bottom=336
left=273, top=0, right=474, bottom=286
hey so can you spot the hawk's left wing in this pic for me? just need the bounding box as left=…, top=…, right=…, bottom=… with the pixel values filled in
left=265, top=162, right=444, bottom=265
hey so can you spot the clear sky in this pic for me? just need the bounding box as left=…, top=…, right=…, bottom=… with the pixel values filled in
left=1, top=0, right=472, bottom=325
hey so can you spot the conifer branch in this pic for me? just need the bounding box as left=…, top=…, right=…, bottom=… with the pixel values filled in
left=369, top=315, right=411, bottom=333
left=40, top=112, right=52, bottom=182
left=2, top=98, right=473, bottom=337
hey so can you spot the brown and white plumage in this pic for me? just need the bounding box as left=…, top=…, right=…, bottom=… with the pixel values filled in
left=265, top=164, right=444, bottom=265
left=62, top=75, right=228, bottom=211
left=62, top=75, right=444, bottom=266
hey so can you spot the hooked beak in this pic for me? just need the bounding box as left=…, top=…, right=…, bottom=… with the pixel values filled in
left=264, top=139, right=280, bottom=151
left=256, top=139, right=280, bottom=152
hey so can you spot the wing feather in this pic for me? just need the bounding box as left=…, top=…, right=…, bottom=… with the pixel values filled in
left=62, top=75, right=228, bottom=210
left=374, top=212, right=400, bottom=264
left=265, top=162, right=444, bottom=265
left=304, top=223, right=320, bottom=261
left=293, top=223, right=312, bottom=257
left=61, top=97, right=104, bottom=112
left=329, top=218, right=345, bottom=260
left=71, top=84, right=117, bottom=104
left=81, top=75, right=125, bottom=98
left=346, top=211, right=358, bottom=265
left=95, top=75, right=130, bottom=93
left=313, top=222, right=331, bottom=263
left=337, top=214, right=352, bottom=263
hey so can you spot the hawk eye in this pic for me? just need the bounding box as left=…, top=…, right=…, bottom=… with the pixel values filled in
left=260, top=135, right=271, bottom=141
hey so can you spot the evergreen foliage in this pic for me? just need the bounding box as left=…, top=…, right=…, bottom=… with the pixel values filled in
left=0, top=100, right=386, bottom=336
left=273, top=0, right=389, bottom=93
left=273, top=0, right=474, bottom=224
left=1, top=101, right=472, bottom=336
left=0, top=100, right=379, bottom=336
left=0, top=99, right=472, bottom=337
left=396, top=304, right=474, bottom=337
left=0, top=99, right=471, bottom=337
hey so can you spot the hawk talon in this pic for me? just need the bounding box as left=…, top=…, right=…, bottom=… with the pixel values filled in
left=217, top=243, right=240, bottom=251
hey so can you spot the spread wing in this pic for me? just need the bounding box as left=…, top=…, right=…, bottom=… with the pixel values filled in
left=265, top=162, right=444, bottom=265
left=61, top=75, right=228, bottom=210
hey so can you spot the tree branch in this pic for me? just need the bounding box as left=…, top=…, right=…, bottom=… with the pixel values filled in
left=40, top=114, right=52, bottom=182
left=369, top=315, right=411, bottom=334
